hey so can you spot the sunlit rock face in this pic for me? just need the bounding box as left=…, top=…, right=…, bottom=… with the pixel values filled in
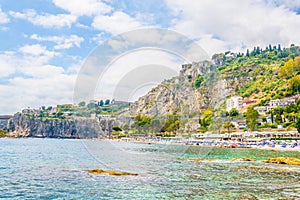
left=129, top=61, right=232, bottom=116
left=6, top=113, right=113, bottom=138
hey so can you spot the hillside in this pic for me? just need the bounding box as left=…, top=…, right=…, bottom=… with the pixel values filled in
left=126, top=44, right=300, bottom=135
left=130, top=45, right=299, bottom=114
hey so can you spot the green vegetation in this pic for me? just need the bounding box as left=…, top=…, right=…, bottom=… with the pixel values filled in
left=193, top=75, right=204, bottom=88
left=14, top=44, right=300, bottom=136
left=246, top=107, right=259, bottom=131
left=0, top=130, right=7, bottom=137
left=214, top=45, right=300, bottom=101
left=296, top=118, right=300, bottom=133
left=131, top=114, right=182, bottom=136
left=223, top=122, right=235, bottom=133
left=162, top=115, right=180, bottom=133
left=112, top=126, right=122, bottom=132
left=23, top=100, right=130, bottom=121
left=229, top=108, right=239, bottom=117
left=199, top=109, right=213, bottom=133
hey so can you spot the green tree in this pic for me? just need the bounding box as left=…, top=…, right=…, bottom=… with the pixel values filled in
left=289, top=75, right=300, bottom=94
left=98, top=100, right=104, bottom=106
left=193, top=75, right=204, bottom=88
left=223, top=122, right=235, bottom=133
left=296, top=118, right=300, bottom=133
left=246, top=106, right=259, bottom=131
left=78, top=101, right=86, bottom=107
left=105, top=99, right=110, bottom=105
left=246, top=49, right=250, bottom=57
left=229, top=108, right=239, bottom=117
left=199, top=109, right=213, bottom=133
left=122, top=124, right=129, bottom=132
left=112, top=126, right=122, bottom=132
left=0, top=130, right=7, bottom=137
left=279, top=56, right=300, bottom=79
left=162, top=115, right=180, bottom=133
left=134, top=115, right=152, bottom=135
left=87, top=102, right=97, bottom=109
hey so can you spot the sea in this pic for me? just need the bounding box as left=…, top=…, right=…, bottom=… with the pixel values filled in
left=0, top=138, right=300, bottom=199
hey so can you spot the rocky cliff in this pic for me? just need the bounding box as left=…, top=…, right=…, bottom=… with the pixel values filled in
left=129, top=61, right=233, bottom=116
left=7, top=113, right=117, bottom=138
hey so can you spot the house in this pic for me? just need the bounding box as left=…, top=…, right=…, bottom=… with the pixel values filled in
left=254, top=106, right=270, bottom=114
left=98, top=114, right=112, bottom=119
left=226, top=96, right=243, bottom=111
left=181, top=64, right=192, bottom=70
left=22, top=108, right=41, bottom=115
left=0, top=115, right=12, bottom=130
left=237, top=121, right=247, bottom=129
left=269, top=99, right=296, bottom=107
left=242, top=99, right=257, bottom=108
left=190, top=123, right=200, bottom=131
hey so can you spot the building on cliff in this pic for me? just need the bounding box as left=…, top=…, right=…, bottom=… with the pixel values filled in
left=226, top=96, right=243, bottom=111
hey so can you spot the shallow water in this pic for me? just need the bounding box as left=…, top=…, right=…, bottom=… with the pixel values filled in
left=0, top=138, right=300, bottom=199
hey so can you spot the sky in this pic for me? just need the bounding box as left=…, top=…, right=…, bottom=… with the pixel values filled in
left=0, top=0, right=300, bottom=114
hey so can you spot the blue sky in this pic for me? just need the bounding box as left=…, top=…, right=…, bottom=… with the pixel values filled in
left=0, top=0, right=300, bottom=114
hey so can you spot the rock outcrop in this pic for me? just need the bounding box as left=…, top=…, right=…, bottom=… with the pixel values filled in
left=7, top=113, right=116, bottom=138
left=85, top=169, right=138, bottom=176
left=129, top=61, right=232, bottom=116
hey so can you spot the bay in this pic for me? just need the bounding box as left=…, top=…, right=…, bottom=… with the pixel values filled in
left=0, top=138, right=300, bottom=199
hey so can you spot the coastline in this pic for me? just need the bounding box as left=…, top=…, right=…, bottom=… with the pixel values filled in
left=2, top=134, right=300, bottom=152
left=102, top=137, right=300, bottom=152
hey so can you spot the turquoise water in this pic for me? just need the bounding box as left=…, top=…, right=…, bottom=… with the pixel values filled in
left=0, top=138, right=300, bottom=199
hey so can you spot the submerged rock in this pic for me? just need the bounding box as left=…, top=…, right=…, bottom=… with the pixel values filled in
left=231, top=158, right=255, bottom=161
left=85, top=169, right=138, bottom=176
left=236, top=193, right=258, bottom=200
left=262, top=157, right=300, bottom=166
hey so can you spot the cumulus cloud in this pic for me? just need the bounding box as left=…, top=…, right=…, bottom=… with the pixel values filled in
left=165, top=0, right=300, bottom=55
left=9, top=9, right=77, bottom=28
left=0, top=52, right=15, bottom=77
left=52, top=0, right=112, bottom=16
left=0, top=7, right=10, bottom=24
left=92, top=11, right=144, bottom=35
left=30, top=34, right=84, bottom=49
left=19, top=44, right=53, bottom=56
left=0, top=73, right=76, bottom=114
left=94, top=49, right=183, bottom=101
left=0, top=47, right=78, bottom=114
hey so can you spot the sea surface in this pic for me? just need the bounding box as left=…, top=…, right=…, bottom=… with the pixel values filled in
left=0, top=138, right=300, bottom=199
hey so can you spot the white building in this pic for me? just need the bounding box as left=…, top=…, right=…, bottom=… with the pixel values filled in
left=226, top=96, right=243, bottom=111
left=269, top=99, right=296, bottom=107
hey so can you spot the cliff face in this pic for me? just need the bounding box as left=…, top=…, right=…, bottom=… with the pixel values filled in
left=7, top=113, right=116, bottom=138
left=129, top=61, right=233, bottom=116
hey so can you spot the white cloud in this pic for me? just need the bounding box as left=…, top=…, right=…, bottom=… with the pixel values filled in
left=19, top=44, right=51, bottom=56
left=91, top=32, right=105, bottom=44
left=165, top=0, right=300, bottom=55
left=9, top=9, right=77, bottom=28
left=0, top=49, right=78, bottom=114
left=30, top=34, right=84, bottom=49
left=0, top=73, right=76, bottom=114
left=94, top=49, right=183, bottom=101
left=0, top=52, right=15, bottom=77
left=52, top=0, right=112, bottom=16
left=92, top=11, right=144, bottom=35
left=0, top=7, right=9, bottom=24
